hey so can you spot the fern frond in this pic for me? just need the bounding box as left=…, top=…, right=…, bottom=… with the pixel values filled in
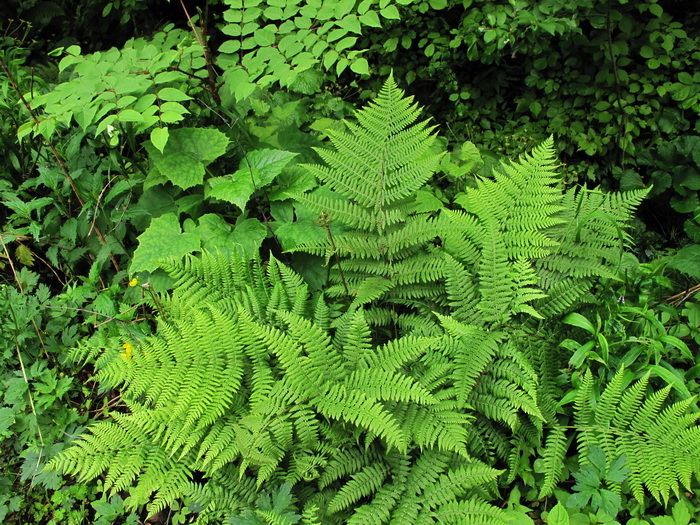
left=575, top=368, right=700, bottom=504
left=538, top=424, right=569, bottom=498
left=327, top=463, right=389, bottom=514
left=293, top=74, right=445, bottom=309
left=432, top=498, right=510, bottom=525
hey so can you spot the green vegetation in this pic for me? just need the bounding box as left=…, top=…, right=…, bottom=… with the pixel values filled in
left=1, top=0, right=699, bottom=523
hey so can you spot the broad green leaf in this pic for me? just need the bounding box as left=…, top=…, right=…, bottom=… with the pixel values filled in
left=334, top=0, right=356, bottom=18
left=649, top=364, right=692, bottom=399
left=96, top=115, right=117, bottom=136
left=150, top=127, right=169, bottom=154
left=130, top=213, right=200, bottom=273
left=17, top=121, right=33, bottom=141
left=269, top=166, right=316, bottom=201
left=0, top=407, right=16, bottom=436
left=91, top=500, right=116, bottom=517
left=160, top=101, right=189, bottom=115
left=380, top=5, right=400, bottom=19
left=147, top=128, right=229, bottom=190
left=117, top=109, right=143, bottom=122
left=548, top=503, right=570, bottom=525
left=336, top=36, right=357, bottom=52
left=350, top=57, right=369, bottom=75
left=157, top=87, right=192, bottom=102
left=207, top=175, right=255, bottom=211
left=290, top=69, right=324, bottom=95
left=58, top=54, right=82, bottom=73
left=242, top=149, right=298, bottom=186
left=359, top=11, right=381, bottom=27
left=324, top=49, right=339, bottom=69
left=336, top=57, right=349, bottom=75
left=562, top=312, right=596, bottom=334
left=208, top=149, right=297, bottom=210
left=668, top=244, right=700, bottom=279
left=219, top=40, right=242, bottom=53
left=192, top=214, right=239, bottom=259
left=236, top=81, right=257, bottom=101
left=230, top=218, right=268, bottom=257
left=158, top=111, right=185, bottom=124
left=254, top=27, right=276, bottom=46
left=338, top=14, right=362, bottom=34
left=671, top=501, right=691, bottom=525
left=327, top=28, right=348, bottom=43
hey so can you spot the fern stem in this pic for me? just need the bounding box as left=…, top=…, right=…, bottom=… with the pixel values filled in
left=317, top=211, right=350, bottom=296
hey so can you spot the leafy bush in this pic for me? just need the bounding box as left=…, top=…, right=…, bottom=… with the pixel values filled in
left=2, top=2, right=699, bottom=523
left=45, top=76, right=700, bottom=524
left=359, top=0, right=700, bottom=239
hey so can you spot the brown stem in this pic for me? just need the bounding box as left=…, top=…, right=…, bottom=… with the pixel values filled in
left=0, top=57, right=121, bottom=274
left=179, top=0, right=221, bottom=105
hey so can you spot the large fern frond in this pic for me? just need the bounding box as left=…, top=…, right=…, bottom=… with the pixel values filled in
left=292, top=74, right=445, bottom=307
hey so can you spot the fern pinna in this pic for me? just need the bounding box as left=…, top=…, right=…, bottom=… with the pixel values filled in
left=48, top=75, right=700, bottom=523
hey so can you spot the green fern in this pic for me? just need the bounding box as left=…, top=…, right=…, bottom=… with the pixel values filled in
left=50, top=251, right=485, bottom=521
left=538, top=368, right=700, bottom=504
left=292, top=73, right=445, bottom=305
left=47, top=75, right=668, bottom=523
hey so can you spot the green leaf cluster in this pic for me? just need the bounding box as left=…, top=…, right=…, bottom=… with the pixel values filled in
left=45, top=76, right=700, bottom=525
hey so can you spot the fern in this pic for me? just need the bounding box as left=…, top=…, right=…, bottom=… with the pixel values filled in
left=50, top=250, right=482, bottom=520
left=537, top=368, right=700, bottom=505
left=575, top=368, right=700, bottom=504
left=48, top=75, right=670, bottom=523
left=292, top=73, right=445, bottom=307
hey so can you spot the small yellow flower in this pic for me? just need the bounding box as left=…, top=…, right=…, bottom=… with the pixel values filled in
left=120, top=342, right=134, bottom=359
left=128, top=277, right=138, bottom=287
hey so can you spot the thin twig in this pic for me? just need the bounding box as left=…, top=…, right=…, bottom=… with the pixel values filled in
left=0, top=56, right=121, bottom=273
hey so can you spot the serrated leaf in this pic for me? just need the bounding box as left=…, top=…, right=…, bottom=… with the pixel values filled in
left=0, top=407, right=15, bottom=436
left=15, top=245, right=35, bottom=267
left=242, top=149, right=298, bottom=186
left=193, top=213, right=232, bottom=248
left=130, top=213, right=200, bottom=273
left=208, top=149, right=297, bottom=210
left=146, top=128, right=229, bottom=190
left=668, top=244, right=700, bottom=279
left=230, top=218, right=268, bottom=257
left=548, top=503, right=570, bottom=525
left=606, top=455, right=630, bottom=483
left=207, top=175, right=255, bottom=211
